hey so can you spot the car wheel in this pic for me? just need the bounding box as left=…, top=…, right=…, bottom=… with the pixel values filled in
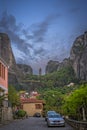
left=47, top=122, right=50, bottom=127
left=63, top=124, right=65, bottom=127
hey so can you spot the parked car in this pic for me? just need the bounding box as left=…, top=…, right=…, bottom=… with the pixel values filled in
left=47, top=113, right=65, bottom=127
left=33, top=112, right=41, bottom=117
left=45, top=111, right=56, bottom=121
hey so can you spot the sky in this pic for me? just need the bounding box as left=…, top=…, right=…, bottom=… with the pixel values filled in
left=0, top=0, right=87, bottom=74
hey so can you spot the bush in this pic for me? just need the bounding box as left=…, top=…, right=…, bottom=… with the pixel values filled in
left=17, top=109, right=26, bottom=118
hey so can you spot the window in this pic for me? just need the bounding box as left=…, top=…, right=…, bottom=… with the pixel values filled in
left=35, top=104, right=42, bottom=109
left=0, top=61, right=5, bottom=79
left=3, top=66, right=5, bottom=79
left=2, top=65, right=4, bottom=78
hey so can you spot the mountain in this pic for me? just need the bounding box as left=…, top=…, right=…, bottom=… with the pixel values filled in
left=1, top=31, right=87, bottom=92
left=17, top=64, right=33, bottom=75
left=0, top=33, right=33, bottom=90
left=0, top=33, right=17, bottom=72
left=0, top=33, right=19, bottom=88
left=46, top=32, right=87, bottom=81
left=70, top=31, right=87, bottom=81
left=45, top=58, right=71, bottom=74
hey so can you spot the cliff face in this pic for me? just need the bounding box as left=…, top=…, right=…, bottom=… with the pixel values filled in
left=1, top=31, right=87, bottom=90
left=45, top=60, right=59, bottom=74
left=0, top=33, right=17, bottom=72
left=0, top=33, right=33, bottom=89
left=70, top=32, right=87, bottom=80
left=46, top=32, right=87, bottom=81
left=0, top=33, right=20, bottom=87
left=17, top=64, right=33, bottom=75
left=45, top=58, right=70, bottom=74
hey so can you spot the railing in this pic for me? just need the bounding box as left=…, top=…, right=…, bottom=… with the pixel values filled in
left=65, top=118, right=87, bottom=130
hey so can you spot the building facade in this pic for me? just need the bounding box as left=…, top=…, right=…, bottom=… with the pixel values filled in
left=0, top=57, right=13, bottom=124
left=21, top=98, right=44, bottom=117
left=0, top=57, right=8, bottom=94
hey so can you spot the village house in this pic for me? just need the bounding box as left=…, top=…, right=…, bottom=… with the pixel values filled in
left=21, top=98, right=44, bottom=117
left=20, top=91, right=44, bottom=117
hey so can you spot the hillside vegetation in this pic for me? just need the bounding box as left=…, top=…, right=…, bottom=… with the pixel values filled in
left=9, top=64, right=87, bottom=121
left=22, top=65, right=78, bottom=91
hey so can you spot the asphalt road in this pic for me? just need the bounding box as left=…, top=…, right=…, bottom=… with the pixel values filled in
left=0, top=117, right=74, bottom=130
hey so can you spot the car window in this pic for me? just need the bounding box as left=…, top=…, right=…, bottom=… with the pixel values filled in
left=48, top=114, right=61, bottom=118
left=47, top=111, right=56, bottom=114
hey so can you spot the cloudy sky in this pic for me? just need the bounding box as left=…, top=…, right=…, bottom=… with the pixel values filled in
left=0, top=0, right=87, bottom=74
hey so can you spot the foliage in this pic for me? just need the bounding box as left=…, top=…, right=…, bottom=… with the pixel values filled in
left=62, top=84, right=87, bottom=120
left=17, top=109, right=26, bottom=118
left=10, top=64, right=85, bottom=120
left=22, top=65, right=78, bottom=92
left=39, top=65, right=78, bottom=89
left=0, top=95, right=4, bottom=106
left=24, top=74, right=40, bottom=80
left=38, top=89, right=64, bottom=114
left=8, top=85, right=20, bottom=107
left=13, top=109, right=27, bottom=119
left=38, top=84, right=87, bottom=120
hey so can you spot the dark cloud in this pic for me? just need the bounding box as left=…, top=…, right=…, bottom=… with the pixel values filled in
left=31, top=14, right=61, bottom=42
left=0, top=11, right=49, bottom=66
left=0, top=11, right=64, bottom=74
left=0, top=11, right=22, bottom=32
left=0, top=11, right=33, bottom=56
left=34, top=47, right=47, bottom=56
left=22, top=29, right=33, bottom=40
left=0, top=11, right=60, bottom=58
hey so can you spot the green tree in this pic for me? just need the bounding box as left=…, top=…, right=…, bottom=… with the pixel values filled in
left=39, top=89, right=64, bottom=114
left=8, top=85, right=20, bottom=107
left=63, top=85, right=87, bottom=120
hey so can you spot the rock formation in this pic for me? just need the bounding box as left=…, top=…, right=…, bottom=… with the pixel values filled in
left=17, top=64, right=33, bottom=75
left=1, top=31, right=87, bottom=90
left=0, top=33, right=17, bottom=72
left=0, top=33, right=20, bottom=87
left=46, top=32, right=87, bottom=81
left=45, top=58, right=70, bottom=74
left=45, top=60, right=59, bottom=74
left=0, top=33, right=33, bottom=89
left=70, top=31, right=87, bottom=80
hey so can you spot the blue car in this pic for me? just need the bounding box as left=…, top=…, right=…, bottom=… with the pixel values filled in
left=45, top=111, right=56, bottom=121
left=47, top=113, right=65, bottom=127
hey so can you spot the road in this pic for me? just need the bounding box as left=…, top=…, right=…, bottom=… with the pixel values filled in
left=0, top=117, right=74, bottom=130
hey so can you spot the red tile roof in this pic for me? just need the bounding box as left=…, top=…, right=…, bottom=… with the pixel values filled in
left=21, top=98, right=44, bottom=104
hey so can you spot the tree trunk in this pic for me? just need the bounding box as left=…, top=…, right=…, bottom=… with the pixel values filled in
left=82, top=107, right=86, bottom=121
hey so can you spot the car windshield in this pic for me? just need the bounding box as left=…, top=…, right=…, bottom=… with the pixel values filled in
left=47, top=111, right=56, bottom=114
left=48, top=114, right=61, bottom=118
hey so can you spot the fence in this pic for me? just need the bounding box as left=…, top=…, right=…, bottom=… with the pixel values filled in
left=65, top=118, right=87, bottom=130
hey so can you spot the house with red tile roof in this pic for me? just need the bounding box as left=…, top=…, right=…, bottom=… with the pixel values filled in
left=21, top=98, right=45, bottom=117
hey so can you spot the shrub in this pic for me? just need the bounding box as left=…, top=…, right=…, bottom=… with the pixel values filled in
left=17, top=109, right=26, bottom=118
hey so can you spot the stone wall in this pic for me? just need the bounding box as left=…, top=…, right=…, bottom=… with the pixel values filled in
left=1, top=107, right=13, bottom=124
